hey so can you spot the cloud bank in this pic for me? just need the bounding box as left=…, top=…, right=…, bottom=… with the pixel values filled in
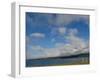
left=30, top=33, right=45, bottom=38
left=26, top=28, right=89, bottom=59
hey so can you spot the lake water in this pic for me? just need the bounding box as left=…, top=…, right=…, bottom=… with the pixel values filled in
left=26, top=53, right=89, bottom=67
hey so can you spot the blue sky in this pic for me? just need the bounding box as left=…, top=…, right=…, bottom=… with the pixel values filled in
left=26, top=12, right=89, bottom=59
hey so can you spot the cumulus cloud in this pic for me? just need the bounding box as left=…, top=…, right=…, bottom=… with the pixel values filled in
left=30, top=33, right=45, bottom=38
left=26, top=13, right=89, bottom=59
left=26, top=45, right=59, bottom=59
left=26, top=45, right=46, bottom=59
left=68, top=28, right=78, bottom=36
left=51, top=27, right=67, bottom=36
left=26, top=41, right=89, bottom=59
left=26, top=28, right=89, bottom=59
left=58, top=27, right=66, bottom=35
left=66, top=29, right=86, bottom=50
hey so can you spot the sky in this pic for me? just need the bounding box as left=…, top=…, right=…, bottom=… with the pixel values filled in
left=26, top=12, right=89, bottom=59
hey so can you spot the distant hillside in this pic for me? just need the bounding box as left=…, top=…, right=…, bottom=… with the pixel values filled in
left=26, top=53, right=89, bottom=60
left=58, top=53, right=89, bottom=59
left=26, top=53, right=89, bottom=67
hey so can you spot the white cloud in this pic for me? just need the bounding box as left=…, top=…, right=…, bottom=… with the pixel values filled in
left=26, top=42, right=89, bottom=59
left=26, top=45, right=61, bottom=59
left=26, top=45, right=46, bottom=59
left=68, top=28, right=78, bottom=36
left=45, top=48, right=61, bottom=57
left=30, top=33, right=45, bottom=38
left=66, top=28, right=87, bottom=50
left=51, top=27, right=67, bottom=36
left=58, top=27, right=66, bottom=35
left=67, top=35, right=85, bottom=49
left=26, top=28, right=89, bottom=59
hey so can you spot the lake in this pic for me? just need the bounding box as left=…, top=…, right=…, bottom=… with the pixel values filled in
left=26, top=53, right=89, bottom=67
